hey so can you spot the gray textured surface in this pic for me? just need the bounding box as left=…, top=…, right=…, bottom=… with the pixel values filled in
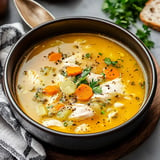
left=0, top=0, right=160, bottom=159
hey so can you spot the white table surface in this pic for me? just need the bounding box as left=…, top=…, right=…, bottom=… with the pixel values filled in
left=0, top=0, right=160, bottom=159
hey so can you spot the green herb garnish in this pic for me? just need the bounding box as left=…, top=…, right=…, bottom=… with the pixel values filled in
left=63, top=121, right=68, bottom=127
left=101, top=72, right=106, bottom=78
left=104, top=58, right=118, bottom=66
left=98, top=52, right=103, bottom=56
left=102, top=0, right=147, bottom=29
left=81, top=67, right=92, bottom=78
left=101, top=110, right=105, bottom=115
left=89, top=79, right=102, bottom=94
left=74, top=67, right=91, bottom=86
left=63, top=120, right=73, bottom=127
left=77, top=79, right=88, bottom=87
left=85, top=53, right=91, bottom=58
left=93, top=86, right=102, bottom=94
left=89, top=79, right=99, bottom=88
left=136, top=25, right=154, bottom=49
left=102, top=0, right=154, bottom=49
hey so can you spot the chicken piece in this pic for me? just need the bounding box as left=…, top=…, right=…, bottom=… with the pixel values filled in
left=19, top=70, right=42, bottom=92
left=54, top=74, right=65, bottom=83
left=69, top=104, right=94, bottom=120
left=87, top=73, right=103, bottom=83
left=108, top=110, right=118, bottom=119
left=47, top=94, right=59, bottom=104
left=42, top=119, right=63, bottom=127
left=62, top=55, right=77, bottom=67
left=124, top=96, right=131, bottom=100
left=92, top=78, right=125, bottom=102
left=114, top=102, right=124, bottom=108
left=27, top=70, right=40, bottom=84
left=75, top=123, right=90, bottom=133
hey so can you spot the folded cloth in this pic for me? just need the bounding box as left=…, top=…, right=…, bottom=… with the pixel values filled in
left=0, top=23, right=46, bottom=160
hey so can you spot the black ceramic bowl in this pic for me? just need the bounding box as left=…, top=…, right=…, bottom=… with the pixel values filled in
left=3, top=17, right=157, bottom=150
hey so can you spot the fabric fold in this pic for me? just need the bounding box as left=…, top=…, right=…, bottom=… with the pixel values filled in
left=0, top=23, right=46, bottom=160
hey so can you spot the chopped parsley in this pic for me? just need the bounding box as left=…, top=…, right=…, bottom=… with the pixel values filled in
left=104, top=58, right=118, bottom=66
left=136, top=25, right=154, bottom=49
left=63, top=120, right=73, bottom=127
left=101, top=72, right=106, bottom=78
left=89, top=79, right=102, bottom=94
left=89, top=79, right=99, bottom=88
left=101, top=110, right=105, bottom=115
left=74, top=67, right=92, bottom=86
left=81, top=67, right=92, bottom=78
left=98, top=52, right=103, bottom=56
left=93, top=86, right=102, bottom=94
left=102, top=0, right=155, bottom=49
left=85, top=53, right=91, bottom=58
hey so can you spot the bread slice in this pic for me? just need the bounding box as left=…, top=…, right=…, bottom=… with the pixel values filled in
left=140, top=0, right=160, bottom=31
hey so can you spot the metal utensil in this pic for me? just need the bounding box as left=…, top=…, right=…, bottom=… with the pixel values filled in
left=14, top=0, right=55, bottom=28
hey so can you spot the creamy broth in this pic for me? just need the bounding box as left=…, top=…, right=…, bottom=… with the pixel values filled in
left=16, top=33, right=146, bottom=134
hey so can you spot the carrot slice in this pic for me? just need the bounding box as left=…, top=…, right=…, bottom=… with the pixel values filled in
left=66, top=66, right=82, bottom=76
left=104, top=67, right=119, bottom=80
left=75, top=84, right=93, bottom=101
left=48, top=52, right=62, bottom=62
left=54, top=103, right=65, bottom=111
left=43, top=85, right=59, bottom=96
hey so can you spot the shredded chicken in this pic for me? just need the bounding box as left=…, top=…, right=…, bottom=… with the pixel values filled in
left=108, top=111, right=118, bottom=119
left=42, top=119, right=63, bottom=127
left=62, top=55, right=77, bottom=67
left=114, top=102, right=124, bottom=108
left=69, top=104, right=94, bottom=120
left=92, top=78, right=125, bottom=101
left=87, top=73, right=103, bottom=83
left=75, top=123, right=90, bottom=133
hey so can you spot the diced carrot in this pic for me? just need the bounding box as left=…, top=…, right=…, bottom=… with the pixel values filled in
left=54, top=103, right=65, bottom=111
left=43, top=85, right=59, bottom=96
left=48, top=52, right=62, bottom=62
left=104, top=67, right=119, bottom=80
left=66, top=66, right=82, bottom=76
left=75, top=84, right=93, bottom=101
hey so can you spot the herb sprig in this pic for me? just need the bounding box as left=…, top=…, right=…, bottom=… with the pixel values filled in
left=102, top=0, right=154, bottom=49
left=74, top=68, right=102, bottom=94
left=74, top=67, right=91, bottom=86
left=104, top=58, right=118, bottom=66
left=136, top=25, right=154, bottom=49
left=89, top=79, right=102, bottom=94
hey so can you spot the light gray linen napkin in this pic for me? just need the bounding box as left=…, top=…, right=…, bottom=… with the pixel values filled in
left=0, top=23, right=46, bottom=160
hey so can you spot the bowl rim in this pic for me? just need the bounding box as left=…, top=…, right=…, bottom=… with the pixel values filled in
left=3, top=16, right=157, bottom=137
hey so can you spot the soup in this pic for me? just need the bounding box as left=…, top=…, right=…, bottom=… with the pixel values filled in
left=16, top=33, right=146, bottom=134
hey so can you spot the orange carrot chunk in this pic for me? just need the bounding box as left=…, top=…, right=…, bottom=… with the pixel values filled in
left=104, top=67, right=120, bottom=80
left=54, top=103, right=65, bottom=111
left=48, top=52, right=62, bottom=62
left=75, top=84, right=93, bottom=101
left=43, top=85, right=59, bottom=96
left=66, top=66, right=82, bottom=76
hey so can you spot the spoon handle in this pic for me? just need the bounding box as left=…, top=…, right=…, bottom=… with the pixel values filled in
left=14, top=0, right=55, bottom=28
